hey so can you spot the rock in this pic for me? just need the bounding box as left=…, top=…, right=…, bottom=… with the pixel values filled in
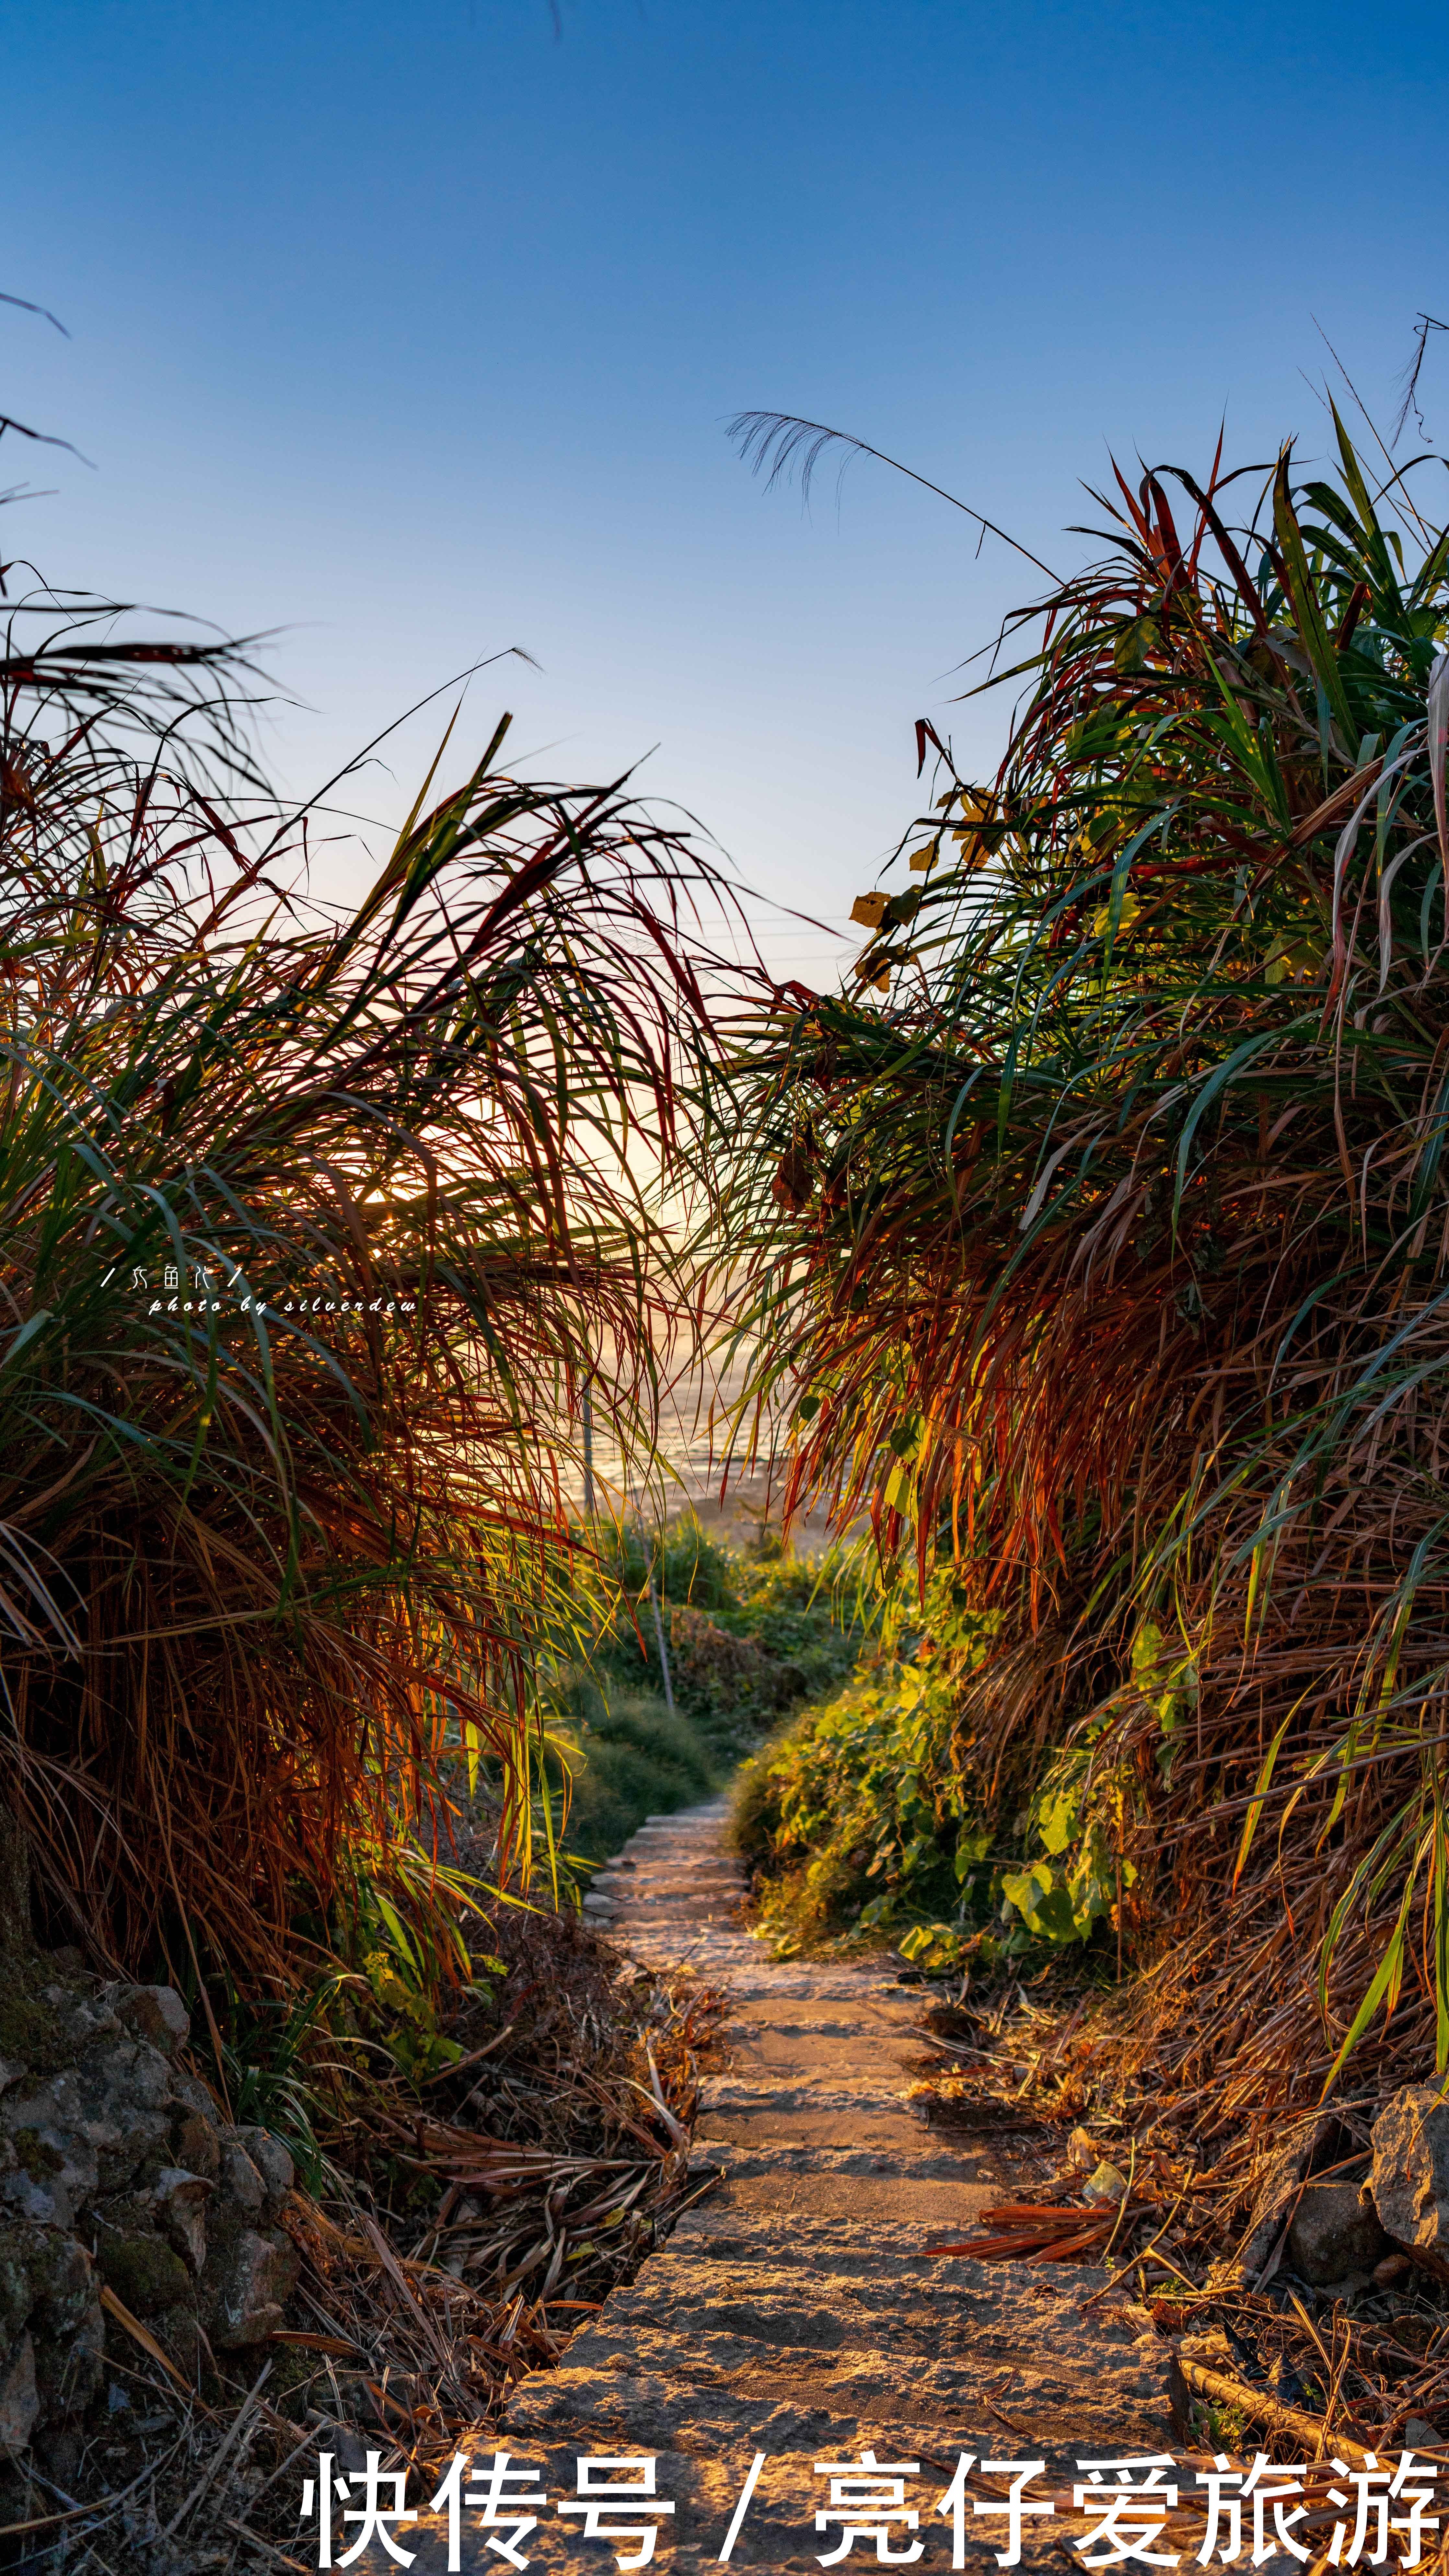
left=34, top=2279, right=103, bottom=2425
left=0, top=1970, right=93, bottom=2086
left=30, top=2233, right=97, bottom=2344
left=206, top=2226, right=299, bottom=2349
left=172, top=2107, right=220, bottom=2180
left=115, top=1986, right=189, bottom=2058
left=152, top=2297, right=203, bottom=2382
left=0, top=2091, right=97, bottom=2229
left=0, top=2222, right=103, bottom=2437
left=32, top=2237, right=101, bottom=2378
left=4, top=2032, right=181, bottom=2212
left=0, top=1995, right=215, bottom=2264
left=0, top=2330, right=38, bottom=2450
left=0, top=2229, right=35, bottom=2353
left=217, top=2133, right=267, bottom=2220
left=1083, top=2160, right=1129, bottom=2204
left=152, top=2168, right=213, bottom=2273
left=1405, top=2418, right=1441, bottom=2448
left=1228, top=2113, right=1337, bottom=2288
left=95, top=2227, right=192, bottom=2319
left=1374, top=2251, right=1412, bottom=2288
left=200, top=2131, right=300, bottom=2350
left=1370, top=2087, right=1449, bottom=2280
left=80, top=2040, right=185, bottom=2194
left=233, top=2127, right=294, bottom=2211
left=0, top=1961, right=307, bottom=2445
left=1287, top=2180, right=1390, bottom=2287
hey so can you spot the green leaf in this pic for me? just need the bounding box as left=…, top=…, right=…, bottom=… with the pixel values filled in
left=1321, top=1834, right=1428, bottom=2097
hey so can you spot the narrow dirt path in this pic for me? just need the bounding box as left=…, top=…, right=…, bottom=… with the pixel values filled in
left=382, top=1799, right=1175, bottom=2570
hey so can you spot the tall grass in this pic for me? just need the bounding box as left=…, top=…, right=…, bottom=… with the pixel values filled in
left=0, top=572, right=727, bottom=2011
left=721, top=413, right=1449, bottom=2106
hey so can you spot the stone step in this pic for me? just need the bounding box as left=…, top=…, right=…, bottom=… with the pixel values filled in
left=349, top=1797, right=1177, bottom=2569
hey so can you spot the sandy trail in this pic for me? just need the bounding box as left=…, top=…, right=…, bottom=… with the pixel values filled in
left=365, top=1800, right=1175, bottom=2569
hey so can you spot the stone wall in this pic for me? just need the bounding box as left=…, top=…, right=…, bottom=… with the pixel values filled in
left=0, top=1955, right=297, bottom=2459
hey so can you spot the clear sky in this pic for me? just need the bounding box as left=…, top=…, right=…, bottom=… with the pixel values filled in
left=3, top=0, right=1447, bottom=984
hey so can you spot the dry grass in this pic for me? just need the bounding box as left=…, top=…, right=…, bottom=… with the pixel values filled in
left=718, top=410, right=1449, bottom=2124
left=0, top=1906, right=724, bottom=2570
left=902, top=1960, right=1449, bottom=2453
left=0, top=573, right=744, bottom=2024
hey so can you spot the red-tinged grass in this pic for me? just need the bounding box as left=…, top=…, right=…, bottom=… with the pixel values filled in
left=0, top=592, right=738, bottom=2010
left=717, top=409, right=1449, bottom=2123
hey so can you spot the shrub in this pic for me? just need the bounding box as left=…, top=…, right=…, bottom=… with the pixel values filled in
left=0, top=546, right=722, bottom=2006
left=722, top=415, right=1449, bottom=2102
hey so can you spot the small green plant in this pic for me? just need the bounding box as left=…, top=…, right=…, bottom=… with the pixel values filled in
left=732, top=1565, right=1008, bottom=1954
left=998, top=1750, right=1135, bottom=1947
left=338, top=1844, right=507, bottom=2084
left=216, top=1989, right=334, bottom=2192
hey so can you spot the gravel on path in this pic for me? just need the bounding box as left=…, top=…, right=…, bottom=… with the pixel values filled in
left=353, top=1799, right=1179, bottom=2570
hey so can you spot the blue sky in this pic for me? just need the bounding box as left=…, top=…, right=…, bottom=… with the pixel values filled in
left=3, top=0, right=1447, bottom=982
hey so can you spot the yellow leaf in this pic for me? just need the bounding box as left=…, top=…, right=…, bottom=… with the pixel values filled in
left=909, top=842, right=939, bottom=873
left=850, top=891, right=889, bottom=929
left=1092, top=892, right=1141, bottom=938
left=1266, top=934, right=1320, bottom=985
